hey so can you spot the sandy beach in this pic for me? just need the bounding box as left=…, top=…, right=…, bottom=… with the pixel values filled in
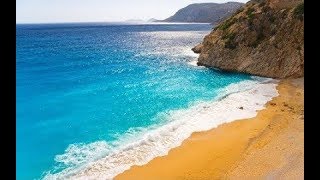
left=116, top=78, right=304, bottom=179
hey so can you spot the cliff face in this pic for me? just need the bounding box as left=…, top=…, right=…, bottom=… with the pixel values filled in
left=162, top=2, right=243, bottom=24
left=195, top=0, right=304, bottom=78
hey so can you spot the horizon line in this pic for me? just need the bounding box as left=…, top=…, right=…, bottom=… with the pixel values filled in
left=16, top=21, right=212, bottom=25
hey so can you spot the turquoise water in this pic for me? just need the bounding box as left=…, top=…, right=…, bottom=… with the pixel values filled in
left=16, top=23, right=252, bottom=179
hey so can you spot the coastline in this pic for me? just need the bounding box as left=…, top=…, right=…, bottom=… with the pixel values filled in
left=116, top=78, right=304, bottom=179
left=46, top=78, right=279, bottom=179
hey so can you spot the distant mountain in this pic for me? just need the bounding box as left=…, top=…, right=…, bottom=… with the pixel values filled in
left=147, top=18, right=159, bottom=22
left=125, top=19, right=145, bottom=23
left=160, top=2, right=244, bottom=24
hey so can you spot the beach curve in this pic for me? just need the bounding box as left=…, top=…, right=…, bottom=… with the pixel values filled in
left=115, top=78, right=303, bottom=179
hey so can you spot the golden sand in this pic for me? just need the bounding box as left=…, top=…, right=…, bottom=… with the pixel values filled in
left=116, top=78, right=304, bottom=180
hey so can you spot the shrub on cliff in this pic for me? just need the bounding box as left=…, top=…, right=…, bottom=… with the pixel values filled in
left=293, top=3, right=304, bottom=20
left=218, top=18, right=237, bottom=30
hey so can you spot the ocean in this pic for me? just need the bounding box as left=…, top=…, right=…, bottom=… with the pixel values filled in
left=16, top=23, right=278, bottom=179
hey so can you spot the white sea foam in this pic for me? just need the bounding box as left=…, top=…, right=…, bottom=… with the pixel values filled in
left=43, top=78, right=278, bottom=180
left=187, top=60, right=199, bottom=67
left=54, top=141, right=111, bottom=167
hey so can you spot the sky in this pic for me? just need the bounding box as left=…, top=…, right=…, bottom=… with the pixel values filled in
left=16, top=0, right=249, bottom=23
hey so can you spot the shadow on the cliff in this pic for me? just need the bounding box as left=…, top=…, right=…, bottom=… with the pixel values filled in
left=205, top=66, right=253, bottom=79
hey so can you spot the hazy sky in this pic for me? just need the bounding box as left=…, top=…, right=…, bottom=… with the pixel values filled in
left=17, top=0, right=249, bottom=23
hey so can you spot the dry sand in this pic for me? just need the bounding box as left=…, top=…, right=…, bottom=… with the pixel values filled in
left=116, top=78, right=304, bottom=180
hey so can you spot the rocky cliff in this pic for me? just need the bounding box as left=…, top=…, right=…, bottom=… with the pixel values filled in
left=194, top=0, right=304, bottom=78
left=161, top=2, right=244, bottom=24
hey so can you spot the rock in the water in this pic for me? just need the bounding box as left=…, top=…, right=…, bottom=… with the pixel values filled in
left=192, top=44, right=203, bottom=54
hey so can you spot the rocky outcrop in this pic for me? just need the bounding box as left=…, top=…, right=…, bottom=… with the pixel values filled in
left=191, top=44, right=203, bottom=53
left=194, top=0, right=304, bottom=78
left=160, top=2, right=244, bottom=24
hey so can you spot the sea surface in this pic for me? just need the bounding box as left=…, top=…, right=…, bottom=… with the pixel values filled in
left=16, top=23, right=277, bottom=179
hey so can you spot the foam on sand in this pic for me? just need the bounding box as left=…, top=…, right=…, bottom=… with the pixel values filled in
left=43, top=78, right=278, bottom=180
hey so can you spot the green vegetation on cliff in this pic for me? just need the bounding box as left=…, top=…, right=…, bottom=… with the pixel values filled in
left=293, top=2, right=304, bottom=20
left=193, top=0, right=304, bottom=78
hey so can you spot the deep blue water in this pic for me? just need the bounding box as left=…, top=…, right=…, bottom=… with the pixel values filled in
left=16, top=23, right=251, bottom=179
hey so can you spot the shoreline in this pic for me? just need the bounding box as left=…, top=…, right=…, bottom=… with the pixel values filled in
left=116, top=78, right=304, bottom=179
left=47, top=78, right=279, bottom=179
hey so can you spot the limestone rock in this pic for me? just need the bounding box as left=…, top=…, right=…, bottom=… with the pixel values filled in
left=192, top=44, right=203, bottom=54
left=195, top=0, right=304, bottom=78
